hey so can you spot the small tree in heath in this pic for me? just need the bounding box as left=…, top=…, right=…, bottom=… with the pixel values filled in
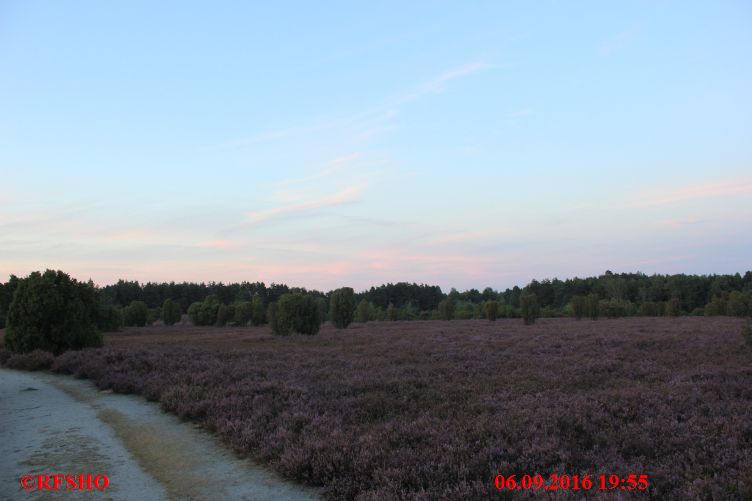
left=520, top=293, right=540, bottom=325
left=329, top=287, right=355, bottom=329
left=485, top=300, right=499, bottom=321
left=273, top=293, right=321, bottom=335
left=162, top=298, right=182, bottom=326
left=438, top=298, right=456, bottom=320
left=356, top=299, right=371, bottom=323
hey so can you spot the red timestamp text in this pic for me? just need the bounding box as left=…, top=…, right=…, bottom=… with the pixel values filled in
left=494, top=473, right=649, bottom=492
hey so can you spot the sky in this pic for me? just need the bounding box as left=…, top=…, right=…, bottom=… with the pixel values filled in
left=1, top=1, right=751, bottom=292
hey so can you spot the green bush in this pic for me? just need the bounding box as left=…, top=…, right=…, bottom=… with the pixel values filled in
left=272, top=294, right=321, bottom=335
left=123, top=300, right=148, bottom=327
left=251, top=296, right=266, bottom=325
left=162, top=299, right=182, bottom=326
left=520, top=293, right=540, bottom=325
left=386, top=303, right=398, bottom=321
left=215, top=304, right=228, bottom=326
left=4, top=270, right=102, bottom=354
left=329, top=287, right=355, bottom=329
left=665, top=298, right=681, bottom=317
left=187, top=301, right=202, bottom=325
left=356, top=299, right=371, bottom=323
left=727, top=291, right=750, bottom=317
left=587, top=293, right=600, bottom=320
left=438, top=298, right=456, bottom=320
left=186, top=295, right=222, bottom=326
left=234, top=301, right=252, bottom=326
left=571, top=296, right=586, bottom=320
left=704, top=297, right=726, bottom=316
left=485, top=301, right=499, bottom=321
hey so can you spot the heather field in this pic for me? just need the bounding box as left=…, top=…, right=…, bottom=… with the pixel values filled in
left=19, top=318, right=752, bottom=499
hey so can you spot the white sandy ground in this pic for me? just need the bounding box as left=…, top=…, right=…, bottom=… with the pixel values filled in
left=0, top=368, right=322, bottom=501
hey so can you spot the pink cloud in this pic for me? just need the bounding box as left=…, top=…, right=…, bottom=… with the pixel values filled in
left=631, top=178, right=752, bottom=207
left=245, top=185, right=364, bottom=224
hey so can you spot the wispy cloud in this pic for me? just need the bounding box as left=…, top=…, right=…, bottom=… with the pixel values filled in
left=628, top=178, right=752, bottom=208
left=399, top=61, right=494, bottom=104
left=245, top=185, right=365, bottom=225
left=224, top=60, right=495, bottom=149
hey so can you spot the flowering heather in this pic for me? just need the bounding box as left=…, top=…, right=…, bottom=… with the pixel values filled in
left=5, top=349, right=55, bottom=371
left=51, top=318, right=752, bottom=499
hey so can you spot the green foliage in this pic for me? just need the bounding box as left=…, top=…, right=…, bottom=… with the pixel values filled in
left=638, top=301, right=659, bottom=316
left=520, top=293, right=540, bottom=325
left=123, top=300, right=148, bottom=327
left=250, top=296, right=266, bottom=325
left=356, top=299, right=371, bottom=323
left=215, top=304, right=228, bottom=327
left=586, top=293, right=600, bottom=320
left=187, top=295, right=222, bottom=326
left=267, top=302, right=278, bottom=332
left=665, top=298, right=681, bottom=317
left=233, top=301, right=252, bottom=326
left=438, top=298, right=456, bottom=320
left=162, top=299, right=182, bottom=326
left=602, top=298, right=629, bottom=319
left=96, top=304, right=122, bottom=332
left=4, top=270, right=102, bottom=354
left=485, top=300, right=499, bottom=321
left=272, top=294, right=321, bottom=336
left=704, top=297, right=726, bottom=316
left=329, top=287, right=355, bottom=329
left=187, top=302, right=202, bottom=325
left=386, top=303, right=398, bottom=321
left=727, top=291, right=750, bottom=317
left=572, top=295, right=586, bottom=320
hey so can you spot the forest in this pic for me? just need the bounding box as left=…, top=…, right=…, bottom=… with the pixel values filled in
left=0, top=270, right=750, bottom=331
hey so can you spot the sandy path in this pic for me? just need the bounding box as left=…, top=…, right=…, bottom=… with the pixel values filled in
left=0, top=369, right=321, bottom=500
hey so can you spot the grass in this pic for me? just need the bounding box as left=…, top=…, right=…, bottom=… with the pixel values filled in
left=9, top=317, right=752, bottom=499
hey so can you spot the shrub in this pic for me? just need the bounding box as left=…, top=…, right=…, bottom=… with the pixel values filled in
left=250, top=296, right=266, bottom=325
left=329, top=287, right=355, bottom=329
left=234, top=301, right=252, bottom=326
left=123, top=300, right=149, bottom=327
left=587, top=293, right=600, bottom=320
left=0, top=348, right=11, bottom=365
left=96, top=304, right=122, bottom=332
left=267, top=302, right=278, bottom=332
left=6, top=349, right=55, bottom=371
left=4, top=269, right=102, bottom=354
left=187, top=295, right=221, bottom=326
left=356, top=299, right=371, bottom=323
left=704, top=297, right=726, bottom=316
left=162, top=299, right=182, bottom=326
left=572, top=295, right=586, bottom=320
left=520, top=293, right=540, bottom=325
left=187, top=302, right=202, bottom=325
left=639, top=301, right=659, bottom=316
left=386, top=303, right=397, bottom=321
left=665, top=298, right=681, bottom=317
left=215, top=304, right=228, bottom=327
left=272, top=294, right=321, bottom=335
left=438, top=298, right=456, bottom=320
left=727, top=291, right=750, bottom=317
left=485, top=300, right=499, bottom=321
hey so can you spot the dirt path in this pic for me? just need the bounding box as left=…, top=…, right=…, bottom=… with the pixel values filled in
left=0, top=369, right=321, bottom=500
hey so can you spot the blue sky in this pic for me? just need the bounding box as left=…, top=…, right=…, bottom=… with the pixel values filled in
left=1, top=1, right=751, bottom=291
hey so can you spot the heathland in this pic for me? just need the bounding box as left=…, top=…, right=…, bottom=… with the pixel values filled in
left=3, top=317, right=750, bottom=499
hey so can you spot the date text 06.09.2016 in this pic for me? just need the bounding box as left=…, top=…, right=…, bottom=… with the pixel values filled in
left=494, top=473, right=649, bottom=492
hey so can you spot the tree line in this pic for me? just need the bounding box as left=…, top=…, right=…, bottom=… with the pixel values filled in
left=1, top=270, right=751, bottom=351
